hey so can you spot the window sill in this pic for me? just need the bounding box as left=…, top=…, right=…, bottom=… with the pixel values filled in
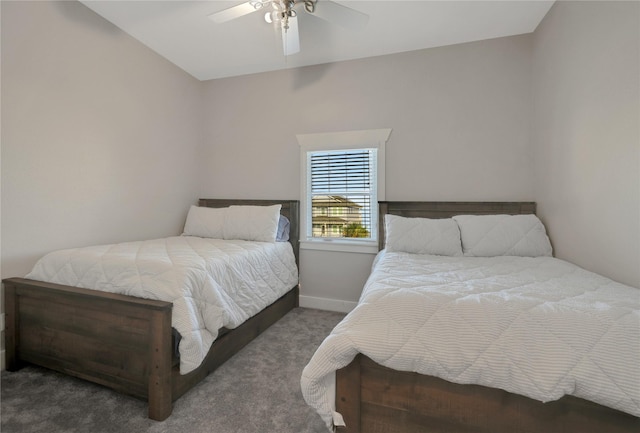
left=300, top=239, right=379, bottom=254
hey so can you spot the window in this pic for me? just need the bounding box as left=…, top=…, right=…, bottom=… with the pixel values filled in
left=297, top=129, right=392, bottom=253
left=309, top=149, right=376, bottom=240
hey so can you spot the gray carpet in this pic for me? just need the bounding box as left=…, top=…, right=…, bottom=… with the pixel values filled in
left=0, top=307, right=345, bottom=433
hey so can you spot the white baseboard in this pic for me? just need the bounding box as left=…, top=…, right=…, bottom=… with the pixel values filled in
left=299, top=295, right=357, bottom=313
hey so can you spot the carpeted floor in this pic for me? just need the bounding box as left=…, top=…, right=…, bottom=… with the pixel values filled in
left=0, top=307, right=345, bottom=433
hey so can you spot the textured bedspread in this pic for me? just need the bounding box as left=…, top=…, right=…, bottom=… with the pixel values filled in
left=27, top=236, right=299, bottom=374
left=301, top=251, right=640, bottom=429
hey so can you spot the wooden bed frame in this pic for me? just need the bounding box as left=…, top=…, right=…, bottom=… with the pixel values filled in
left=335, top=201, right=640, bottom=433
left=2, top=198, right=300, bottom=421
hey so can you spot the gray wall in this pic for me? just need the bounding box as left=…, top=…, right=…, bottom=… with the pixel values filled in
left=200, top=35, right=534, bottom=201
left=1, top=0, right=203, bottom=281
left=532, top=0, right=640, bottom=288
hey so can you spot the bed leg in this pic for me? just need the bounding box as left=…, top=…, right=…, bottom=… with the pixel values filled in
left=3, top=282, right=22, bottom=371
left=148, top=308, right=173, bottom=421
left=336, top=354, right=362, bottom=433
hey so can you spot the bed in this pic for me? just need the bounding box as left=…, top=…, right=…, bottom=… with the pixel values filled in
left=3, top=198, right=300, bottom=421
left=301, top=201, right=640, bottom=433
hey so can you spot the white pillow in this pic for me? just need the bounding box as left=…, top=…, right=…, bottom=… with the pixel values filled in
left=453, top=214, right=553, bottom=257
left=182, top=205, right=227, bottom=239
left=385, top=214, right=463, bottom=256
left=223, top=204, right=282, bottom=242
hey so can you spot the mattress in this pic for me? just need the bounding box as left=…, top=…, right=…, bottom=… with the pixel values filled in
left=301, top=251, right=640, bottom=429
left=26, top=236, right=299, bottom=374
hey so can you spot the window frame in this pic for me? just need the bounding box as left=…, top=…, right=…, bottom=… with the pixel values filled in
left=297, top=128, right=392, bottom=254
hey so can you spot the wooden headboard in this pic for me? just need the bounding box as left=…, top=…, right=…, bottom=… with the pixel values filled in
left=378, top=201, right=537, bottom=250
left=198, top=199, right=300, bottom=264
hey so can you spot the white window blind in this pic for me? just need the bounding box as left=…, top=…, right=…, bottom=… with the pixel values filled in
left=307, top=148, right=377, bottom=241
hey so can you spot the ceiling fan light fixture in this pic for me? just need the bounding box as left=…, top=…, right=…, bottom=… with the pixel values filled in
left=209, top=0, right=368, bottom=56
left=265, top=10, right=285, bottom=24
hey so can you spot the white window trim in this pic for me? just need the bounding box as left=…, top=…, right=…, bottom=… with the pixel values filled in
left=297, top=128, right=392, bottom=254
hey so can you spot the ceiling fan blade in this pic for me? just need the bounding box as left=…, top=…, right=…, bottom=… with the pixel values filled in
left=282, top=15, right=300, bottom=56
left=207, top=1, right=262, bottom=24
left=309, top=0, right=369, bottom=30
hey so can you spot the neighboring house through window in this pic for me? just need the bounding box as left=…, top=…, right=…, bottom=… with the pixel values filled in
left=312, top=195, right=366, bottom=238
left=297, top=129, right=392, bottom=254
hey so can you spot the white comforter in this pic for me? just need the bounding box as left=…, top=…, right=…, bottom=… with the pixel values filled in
left=26, top=236, right=299, bottom=374
left=301, top=251, right=640, bottom=429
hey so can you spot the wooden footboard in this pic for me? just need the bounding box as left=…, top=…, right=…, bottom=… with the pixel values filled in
left=336, top=355, right=640, bottom=433
left=3, top=278, right=299, bottom=420
left=4, top=277, right=175, bottom=420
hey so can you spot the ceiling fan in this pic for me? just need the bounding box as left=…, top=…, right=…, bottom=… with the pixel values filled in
left=208, top=0, right=369, bottom=56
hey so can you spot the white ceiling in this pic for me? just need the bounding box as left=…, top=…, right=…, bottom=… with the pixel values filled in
left=80, top=0, right=555, bottom=81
